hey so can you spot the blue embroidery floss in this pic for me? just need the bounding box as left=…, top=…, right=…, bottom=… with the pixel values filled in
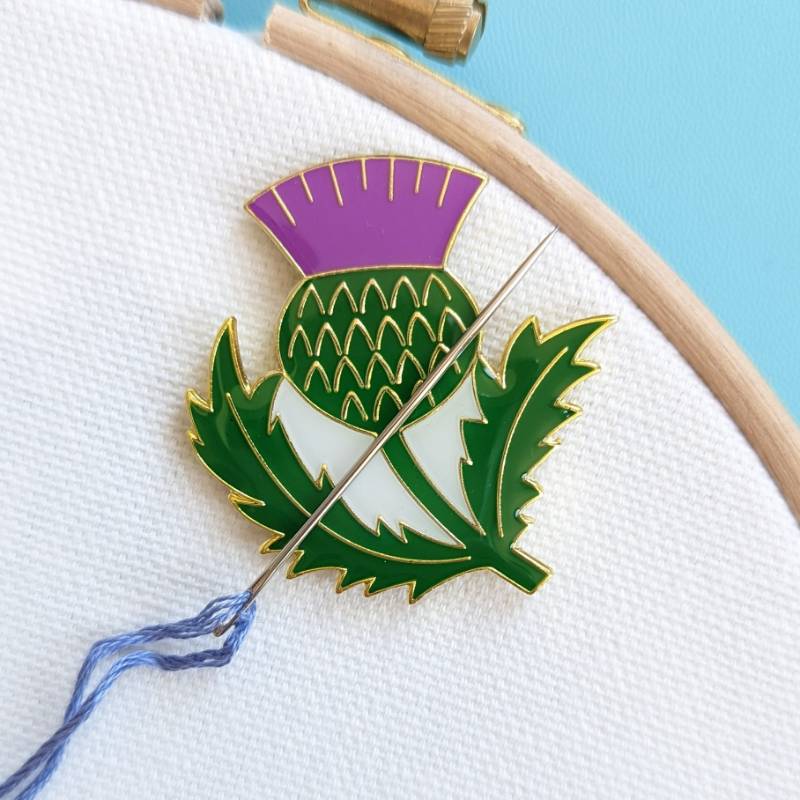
left=0, top=592, right=255, bottom=800
left=1, top=223, right=562, bottom=799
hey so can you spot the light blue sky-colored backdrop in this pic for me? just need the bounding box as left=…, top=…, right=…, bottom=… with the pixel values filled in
left=223, top=1, right=799, bottom=419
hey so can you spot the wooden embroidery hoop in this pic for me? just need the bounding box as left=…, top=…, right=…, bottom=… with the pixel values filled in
left=158, top=0, right=800, bottom=522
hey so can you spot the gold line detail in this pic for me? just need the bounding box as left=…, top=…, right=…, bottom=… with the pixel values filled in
left=271, top=187, right=296, bottom=226
left=496, top=344, right=568, bottom=538
left=422, top=273, right=452, bottom=305
left=414, top=160, right=424, bottom=194
left=360, top=158, right=368, bottom=190
left=373, top=386, right=403, bottom=422
left=314, top=322, right=342, bottom=356
left=359, top=278, right=389, bottom=313
left=437, top=167, right=453, bottom=208
left=375, top=315, right=406, bottom=349
left=343, top=318, right=375, bottom=353
left=328, top=282, right=357, bottom=314
left=299, top=173, right=313, bottom=203
left=298, top=284, right=324, bottom=317
left=342, top=391, right=368, bottom=422
left=304, top=361, right=331, bottom=392
left=287, top=326, right=312, bottom=357
left=388, top=157, right=395, bottom=201
left=333, top=357, right=365, bottom=391
left=328, top=163, right=343, bottom=206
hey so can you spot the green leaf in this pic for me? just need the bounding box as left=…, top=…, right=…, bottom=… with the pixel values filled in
left=189, top=320, right=479, bottom=600
left=288, top=526, right=475, bottom=602
left=462, top=316, right=612, bottom=544
left=188, top=316, right=608, bottom=601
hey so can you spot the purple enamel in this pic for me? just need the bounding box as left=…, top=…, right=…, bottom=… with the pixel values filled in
left=247, top=158, right=483, bottom=275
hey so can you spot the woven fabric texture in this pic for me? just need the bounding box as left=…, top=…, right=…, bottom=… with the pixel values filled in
left=1, top=1, right=798, bottom=797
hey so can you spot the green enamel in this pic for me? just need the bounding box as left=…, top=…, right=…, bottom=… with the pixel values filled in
left=461, top=318, right=611, bottom=544
left=188, top=311, right=610, bottom=601
left=277, top=268, right=479, bottom=434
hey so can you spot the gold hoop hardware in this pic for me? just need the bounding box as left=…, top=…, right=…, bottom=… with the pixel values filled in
left=297, top=0, right=524, bottom=132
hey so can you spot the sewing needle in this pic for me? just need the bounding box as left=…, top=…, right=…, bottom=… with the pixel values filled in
left=213, top=225, right=559, bottom=635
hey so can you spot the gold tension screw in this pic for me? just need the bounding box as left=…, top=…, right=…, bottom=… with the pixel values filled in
left=327, top=0, right=486, bottom=60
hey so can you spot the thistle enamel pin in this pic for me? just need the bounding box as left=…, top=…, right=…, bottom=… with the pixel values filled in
left=189, top=156, right=611, bottom=602
left=4, top=152, right=616, bottom=800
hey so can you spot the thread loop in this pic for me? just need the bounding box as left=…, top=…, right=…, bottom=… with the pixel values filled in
left=0, top=592, right=255, bottom=800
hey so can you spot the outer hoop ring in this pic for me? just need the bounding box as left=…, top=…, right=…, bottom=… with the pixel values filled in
left=265, top=4, right=800, bottom=521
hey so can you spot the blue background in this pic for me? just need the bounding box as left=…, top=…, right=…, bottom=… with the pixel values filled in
left=224, top=1, right=799, bottom=419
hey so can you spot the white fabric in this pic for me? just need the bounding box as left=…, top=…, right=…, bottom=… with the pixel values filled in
left=0, top=1, right=798, bottom=798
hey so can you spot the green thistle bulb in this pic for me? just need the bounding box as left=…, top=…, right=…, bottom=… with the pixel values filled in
left=278, top=267, right=478, bottom=433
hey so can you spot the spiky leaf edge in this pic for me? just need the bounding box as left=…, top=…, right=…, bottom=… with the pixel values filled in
left=187, top=319, right=500, bottom=602
left=462, top=315, right=614, bottom=555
